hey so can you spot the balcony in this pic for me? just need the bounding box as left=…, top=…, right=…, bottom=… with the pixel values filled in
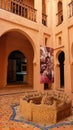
left=0, top=0, right=37, bottom=22
left=42, top=13, right=47, bottom=26
left=68, top=1, right=73, bottom=18
left=56, top=10, right=63, bottom=26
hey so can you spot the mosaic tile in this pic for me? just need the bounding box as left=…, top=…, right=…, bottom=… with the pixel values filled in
left=0, top=93, right=73, bottom=130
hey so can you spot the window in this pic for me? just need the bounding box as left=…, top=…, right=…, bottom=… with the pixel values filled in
left=57, top=1, right=63, bottom=25
left=45, top=37, right=48, bottom=46
left=58, top=36, right=62, bottom=45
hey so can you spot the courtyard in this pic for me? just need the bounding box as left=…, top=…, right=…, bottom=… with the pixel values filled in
left=0, top=87, right=73, bottom=130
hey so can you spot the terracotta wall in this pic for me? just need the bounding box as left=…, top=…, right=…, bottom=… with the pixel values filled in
left=0, top=36, right=7, bottom=87
left=23, top=0, right=34, bottom=7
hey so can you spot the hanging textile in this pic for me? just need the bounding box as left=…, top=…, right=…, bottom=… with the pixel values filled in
left=40, top=45, right=54, bottom=83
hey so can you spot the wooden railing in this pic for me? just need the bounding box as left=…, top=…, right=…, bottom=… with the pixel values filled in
left=56, top=10, right=63, bottom=26
left=68, top=1, right=73, bottom=18
left=42, top=13, right=47, bottom=26
left=0, top=0, right=37, bottom=22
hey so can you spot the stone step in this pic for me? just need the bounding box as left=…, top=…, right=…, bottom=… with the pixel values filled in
left=0, top=84, right=37, bottom=95
left=0, top=127, right=40, bottom=130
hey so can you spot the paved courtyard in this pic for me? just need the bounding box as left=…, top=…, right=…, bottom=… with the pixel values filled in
left=0, top=88, right=73, bottom=130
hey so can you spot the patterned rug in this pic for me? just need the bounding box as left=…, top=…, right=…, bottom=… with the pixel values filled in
left=10, top=104, right=73, bottom=130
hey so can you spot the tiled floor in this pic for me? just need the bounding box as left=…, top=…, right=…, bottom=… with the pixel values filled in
left=0, top=87, right=73, bottom=130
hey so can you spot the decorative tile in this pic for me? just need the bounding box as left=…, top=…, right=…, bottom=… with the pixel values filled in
left=0, top=93, right=73, bottom=130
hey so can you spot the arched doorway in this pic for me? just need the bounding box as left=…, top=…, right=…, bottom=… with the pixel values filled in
left=58, top=51, right=65, bottom=88
left=7, top=50, right=27, bottom=84
left=0, top=29, right=35, bottom=88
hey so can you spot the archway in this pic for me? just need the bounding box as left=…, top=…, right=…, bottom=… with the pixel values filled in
left=7, top=50, right=27, bottom=84
left=58, top=51, right=65, bottom=88
left=0, top=29, right=34, bottom=88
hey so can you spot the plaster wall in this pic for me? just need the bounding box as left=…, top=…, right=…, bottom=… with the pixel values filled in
left=52, top=0, right=73, bottom=92
left=1, top=0, right=73, bottom=93
left=0, top=0, right=52, bottom=91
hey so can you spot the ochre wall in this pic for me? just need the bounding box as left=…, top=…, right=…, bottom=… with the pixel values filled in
left=1, top=0, right=73, bottom=92
left=52, top=0, right=73, bottom=92
left=0, top=0, right=52, bottom=91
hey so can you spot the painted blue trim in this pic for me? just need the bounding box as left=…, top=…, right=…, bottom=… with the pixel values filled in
left=10, top=105, right=16, bottom=120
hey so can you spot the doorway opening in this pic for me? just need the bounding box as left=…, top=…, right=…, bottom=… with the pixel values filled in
left=7, top=50, right=27, bottom=84
left=58, top=51, right=65, bottom=88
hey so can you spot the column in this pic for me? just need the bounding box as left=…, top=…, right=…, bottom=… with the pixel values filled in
left=34, top=0, right=42, bottom=24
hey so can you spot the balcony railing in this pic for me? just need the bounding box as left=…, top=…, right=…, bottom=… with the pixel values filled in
left=0, top=0, right=37, bottom=22
left=56, top=10, right=63, bottom=26
left=42, top=13, right=47, bottom=26
left=68, top=1, right=73, bottom=18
